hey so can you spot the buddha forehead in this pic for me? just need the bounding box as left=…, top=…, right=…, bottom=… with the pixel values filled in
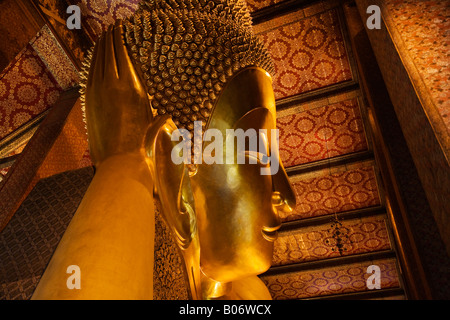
left=122, top=0, right=274, bottom=136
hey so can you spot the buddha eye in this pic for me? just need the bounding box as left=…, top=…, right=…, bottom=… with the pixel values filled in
left=245, top=150, right=270, bottom=165
left=245, top=131, right=270, bottom=165
left=233, top=129, right=272, bottom=165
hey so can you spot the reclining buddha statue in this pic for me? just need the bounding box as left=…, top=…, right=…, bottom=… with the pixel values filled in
left=31, top=0, right=295, bottom=300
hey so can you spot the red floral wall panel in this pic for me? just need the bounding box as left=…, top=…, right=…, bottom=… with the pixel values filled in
left=272, top=215, right=391, bottom=266
left=0, top=45, right=62, bottom=141
left=261, top=258, right=400, bottom=299
left=256, top=8, right=352, bottom=100
left=277, top=98, right=368, bottom=167
left=31, top=25, right=80, bottom=91
left=282, top=164, right=381, bottom=222
left=68, top=0, right=141, bottom=40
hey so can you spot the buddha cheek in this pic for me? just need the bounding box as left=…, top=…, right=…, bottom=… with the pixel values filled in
left=197, top=197, right=275, bottom=282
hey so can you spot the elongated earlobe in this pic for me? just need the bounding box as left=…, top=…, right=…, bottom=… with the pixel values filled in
left=144, top=116, right=201, bottom=299
left=144, top=116, right=195, bottom=248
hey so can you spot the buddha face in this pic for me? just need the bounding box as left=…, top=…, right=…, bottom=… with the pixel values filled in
left=189, top=67, right=296, bottom=283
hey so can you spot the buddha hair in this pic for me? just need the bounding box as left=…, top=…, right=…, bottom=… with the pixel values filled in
left=79, top=0, right=274, bottom=137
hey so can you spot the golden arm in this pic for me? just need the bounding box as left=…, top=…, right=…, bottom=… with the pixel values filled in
left=32, top=22, right=156, bottom=299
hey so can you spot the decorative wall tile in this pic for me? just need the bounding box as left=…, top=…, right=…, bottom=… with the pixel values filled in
left=36, top=0, right=93, bottom=68
left=31, top=25, right=80, bottom=90
left=282, top=164, right=381, bottom=222
left=273, top=215, right=391, bottom=266
left=0, top=45, right=62, bottom=140
left=69, top=0, right=140, bottom=40
left=0, top=89, right=80, bottom=232
left=385, top=0, right=450, bottom=131
left=0, top=167, right=94, bottom=300
left=261, top=258, right=400, bottom=299
left=277, top=98, right=368, bottom=167
left=256, top=8, right=352, bottom=100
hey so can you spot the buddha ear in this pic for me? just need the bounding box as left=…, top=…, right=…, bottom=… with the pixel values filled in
left=144, top=116, right=196, bottom=249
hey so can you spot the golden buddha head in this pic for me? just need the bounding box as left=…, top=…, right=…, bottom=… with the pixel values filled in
left=81, top=0, right=296, bottom=295
left=187, top=66, right=296, bottom=283
left=128, top=0, right=296, bottom=285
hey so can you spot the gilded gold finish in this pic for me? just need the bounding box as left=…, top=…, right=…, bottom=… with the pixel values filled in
left=143, top=67, right=296, bottom=299
left=121, top=0, right=274, bottom=136
left=191, top=67, right=296, bottom=285
left=33, top=0, right=296, bottom=300
left=32, top=22, right=156, bottom=300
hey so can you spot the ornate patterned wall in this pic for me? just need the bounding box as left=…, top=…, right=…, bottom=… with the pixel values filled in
left=352, top=0, right=450, bottom=298
left=0, top=44, right=62, bottom=141
left=256, top=8, right=352, bottom=100
left=31, top=25, right=80, bottom=90
left=0, top=167, right=94, bottom=300
left=277, top=97, right=368, bottom=167
left=285, top=163, right=381, bottom=222
left=0, top=167, right=189, bottom=300
left=385, top=0, right=450, bottom=130
left=68, top=0, right=140, bottom=40
left=263, top=258, right=400, bottom=299
left=273, top=215, right=391, bottom=266
left=255, top=1, right=404, bottom=299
